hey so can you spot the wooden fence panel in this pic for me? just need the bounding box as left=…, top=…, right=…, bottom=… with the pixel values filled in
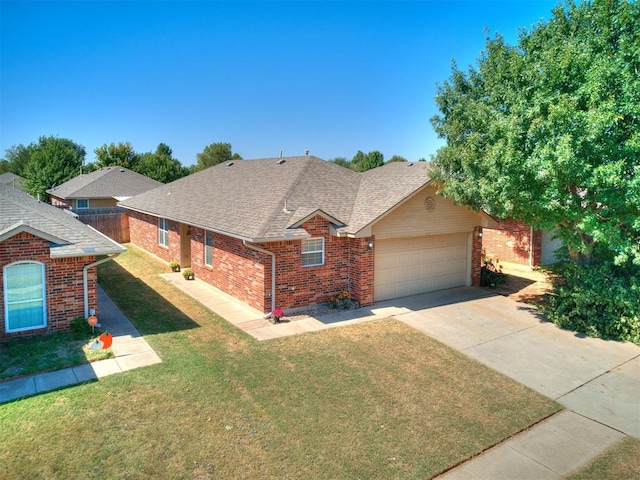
left=75, top=208, right=130, bottom=243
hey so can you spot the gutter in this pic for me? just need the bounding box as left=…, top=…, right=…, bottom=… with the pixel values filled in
left=83, top=253, right=122, bottom=319
left=243, top=240, right=276, bottom=313
left=529, top=225, right=534, bottom=268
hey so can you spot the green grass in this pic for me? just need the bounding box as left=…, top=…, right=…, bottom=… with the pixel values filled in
left=0, top=244, right=562, bottom=479
left=566, top=437, right=640, bottom=480
left=0, top=321, right=112, bottom=380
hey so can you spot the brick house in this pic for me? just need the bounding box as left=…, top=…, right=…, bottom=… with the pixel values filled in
left=1, top=185, right=125, bottom=342
left=482, top=220, right=564, bottom=266
left=47, top=166, right=162, bottom=210
left=120, top=156, right=497, bottom=314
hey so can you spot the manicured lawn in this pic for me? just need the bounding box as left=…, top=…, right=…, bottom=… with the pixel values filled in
left=0, top=245, right=561, bottom=479
left=567, top=436, right=640, bottom=480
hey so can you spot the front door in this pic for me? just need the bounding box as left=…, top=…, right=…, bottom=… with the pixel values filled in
left=180, top=224, right=192, bottom=268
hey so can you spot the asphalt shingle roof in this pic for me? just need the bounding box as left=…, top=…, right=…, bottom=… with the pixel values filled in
left=46, top=166, right=162, bottom=200
left=0, top=185, right=126, bottom=258
left=119, top=156, right=432, bottom=241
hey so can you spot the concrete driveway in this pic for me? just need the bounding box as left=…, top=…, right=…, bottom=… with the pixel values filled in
left=393, top=288, right=640, bottom=438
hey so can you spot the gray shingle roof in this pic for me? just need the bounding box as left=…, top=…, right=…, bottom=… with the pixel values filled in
left=46, top=166, right=162, bottom=200
left=119, top=157, right=431, bottom=240
left=0, top=185, right=126, bottom=258
left=0, top=172, right=24, bottom=186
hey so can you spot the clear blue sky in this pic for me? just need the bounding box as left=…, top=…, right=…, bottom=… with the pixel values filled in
left=1, top=1, right=558, bottom=167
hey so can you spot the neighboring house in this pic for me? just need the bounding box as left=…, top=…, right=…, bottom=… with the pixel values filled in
left=483, top=220, right=564, bottom=266
left=47, top=166, right=162, bottom=210
left=0, top=172, right=25, bottom=191
left=0, top=185, right=125, bottom=342
left=119, top=156, right=497, bottom=314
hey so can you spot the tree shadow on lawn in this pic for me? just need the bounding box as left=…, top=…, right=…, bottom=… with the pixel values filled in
left=98, top=260, right=200, bottom=337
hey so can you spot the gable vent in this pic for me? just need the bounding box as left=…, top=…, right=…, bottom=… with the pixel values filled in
left=277, top=159, right=286, bottom=165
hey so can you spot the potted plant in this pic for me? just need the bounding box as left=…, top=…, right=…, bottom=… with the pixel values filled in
left=269, top=308, right=284, bottom=324
left=169, top=261, right=180, bottom=272
left=182, top=268, right=194, bottom=280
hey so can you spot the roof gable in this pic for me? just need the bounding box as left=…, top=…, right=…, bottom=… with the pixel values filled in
left=0, top=185, right=125, bottom=258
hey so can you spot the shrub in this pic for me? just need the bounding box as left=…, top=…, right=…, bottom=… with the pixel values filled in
left=182, top=268, right=194, bottom=280
left=543, top=259, right=640, bottom=345
left=480, top=257, right=506, bottom=287
left=169, top=261, right=180, bottom=272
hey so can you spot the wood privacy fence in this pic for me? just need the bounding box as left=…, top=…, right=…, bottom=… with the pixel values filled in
left=74, top=207, right=130, bottom=243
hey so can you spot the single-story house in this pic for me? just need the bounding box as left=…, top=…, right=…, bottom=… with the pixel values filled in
left=47, top=166, right=162, bottom=210
left=119, top=156, right=497, bottom=314
left=0, top=172, right=26, bottom=191
left=482, top=220, right=564, bottom=266
left=0, top=185, right=125, bottom=342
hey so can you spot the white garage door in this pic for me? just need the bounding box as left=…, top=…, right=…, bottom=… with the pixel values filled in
left=374, top=233, right=469, bottom=302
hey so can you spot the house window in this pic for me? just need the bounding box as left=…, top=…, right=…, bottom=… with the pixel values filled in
left=4, top=261, right=47, bottom=333
left=301, top=238, right=324, bottom=267
left=76, top=199, right=89, bottom=209
left=158, top=218, right=169, bottom=247
left=204, top=230, right=214, bottom=267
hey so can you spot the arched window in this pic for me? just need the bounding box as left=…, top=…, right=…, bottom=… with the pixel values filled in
left=4, top=261, right=47, bottom=332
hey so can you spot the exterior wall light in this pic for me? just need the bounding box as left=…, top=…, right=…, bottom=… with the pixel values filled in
left=367, top=241, right=374, bottom=250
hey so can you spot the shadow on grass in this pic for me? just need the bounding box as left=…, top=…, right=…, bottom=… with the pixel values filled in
left=98, top=260, right=200, bottom=336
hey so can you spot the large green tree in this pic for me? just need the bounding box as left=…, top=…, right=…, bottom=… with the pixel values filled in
left=429, top=0, right=640, bottom=266
left=94, top=142, right=140, bottom=170
left=194, top=142, right=242, bottom=172
left=1, top=144, right=32, bottom=176
left=137, top=143, right=189, bottom=183
left=22, top=136, right=86, bottom=200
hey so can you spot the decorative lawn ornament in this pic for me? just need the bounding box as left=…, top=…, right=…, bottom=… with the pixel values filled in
left=87, top=315, right=98, bottom=333
left=89, top=330, right=113, bottom=350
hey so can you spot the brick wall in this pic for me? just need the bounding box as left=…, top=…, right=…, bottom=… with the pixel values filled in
left=471, top=227, right=483, bottom=286
left=186, top=216, right=374, bottom=313
left=128, top=210, right=181, bottom=265
left=482, top=220, right=542, bottom=265
left=0, top=232, right=97, bottom=342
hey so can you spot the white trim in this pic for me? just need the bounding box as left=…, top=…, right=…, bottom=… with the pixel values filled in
left=301, top=237, right=325, bottom=267
left=4, top=261, right=47, bottom=333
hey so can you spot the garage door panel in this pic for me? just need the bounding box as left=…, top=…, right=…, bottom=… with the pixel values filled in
left=375, top=233, right=469, bottom=302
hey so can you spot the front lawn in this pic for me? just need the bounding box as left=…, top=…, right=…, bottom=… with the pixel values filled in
left=0, top=245, right=560, bottom=479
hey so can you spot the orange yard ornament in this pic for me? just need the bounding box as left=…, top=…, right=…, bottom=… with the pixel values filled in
left=98, top=331, right=113, bottom=349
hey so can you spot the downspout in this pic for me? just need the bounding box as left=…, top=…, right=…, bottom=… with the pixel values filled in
left=243, top=240, right=276, bottom=313
left=83, top=253, right=122, bottom=319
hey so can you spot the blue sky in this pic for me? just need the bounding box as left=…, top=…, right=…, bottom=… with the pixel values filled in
left=1, top=1, right=558, bottom=167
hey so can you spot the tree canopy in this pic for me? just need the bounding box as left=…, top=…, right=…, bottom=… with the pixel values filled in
left=21, top=136, right=86, bottom=200
left=94, top=142, right=141, bottom=170
left=194, top=142, right=242, bottom=172
left=137, top=143, right=189, bottom=183
left=429, top=0, right=640, bottom=266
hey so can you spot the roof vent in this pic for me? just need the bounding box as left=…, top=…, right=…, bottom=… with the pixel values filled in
left=305, top=149, right=309, bottom=156
left=407, top=163, right=414, bottom=167
left=277, top=159, right=286, bottom=165
left=226, top=161, right=234, bottom=167
left=119, top=168, right=125, bottom=172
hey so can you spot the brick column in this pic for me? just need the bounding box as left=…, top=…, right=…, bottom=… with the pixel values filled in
left=471, top=227, right=483, bottom=286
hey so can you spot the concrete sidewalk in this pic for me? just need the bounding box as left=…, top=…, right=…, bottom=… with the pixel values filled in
left=161, top=275, right=640, bottom=479
left=0, top=287, right=161, bottom=404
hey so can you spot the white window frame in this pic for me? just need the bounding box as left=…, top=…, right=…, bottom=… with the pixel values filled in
left=158, top=217, right=169, bottom=247
left=4, top=261, right=47, bottom=333
left=301, top=237, right=325, bottom=267
left=76, top=198, right=89, bottom=209
left=204, top=230, right=214, bottom=267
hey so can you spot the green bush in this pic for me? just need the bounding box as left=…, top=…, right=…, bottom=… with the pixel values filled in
left=543, top=259, right=640, bottom=345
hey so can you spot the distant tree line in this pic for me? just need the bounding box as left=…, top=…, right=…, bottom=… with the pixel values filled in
left=0, top=137, right=243, bottom=200
left=330, top=151, right=426, bottom=172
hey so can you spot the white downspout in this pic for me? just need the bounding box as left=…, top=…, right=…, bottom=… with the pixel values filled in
left=243, top=240, right=276, bottom=313
left=83, top=253, right=122, bottom=319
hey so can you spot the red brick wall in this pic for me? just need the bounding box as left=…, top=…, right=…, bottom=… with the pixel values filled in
left=349, top=237, right=374, bottom=307
left=0, top=232, right=97, bottom=342
left=128, top=210, right=181, bottom=265
left=471, top=227, right=483, bottom=286
left=482, top=220, right=542, bottom=265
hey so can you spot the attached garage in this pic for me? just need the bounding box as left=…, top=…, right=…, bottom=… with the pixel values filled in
left=374, top=233, right=470, bottom=301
